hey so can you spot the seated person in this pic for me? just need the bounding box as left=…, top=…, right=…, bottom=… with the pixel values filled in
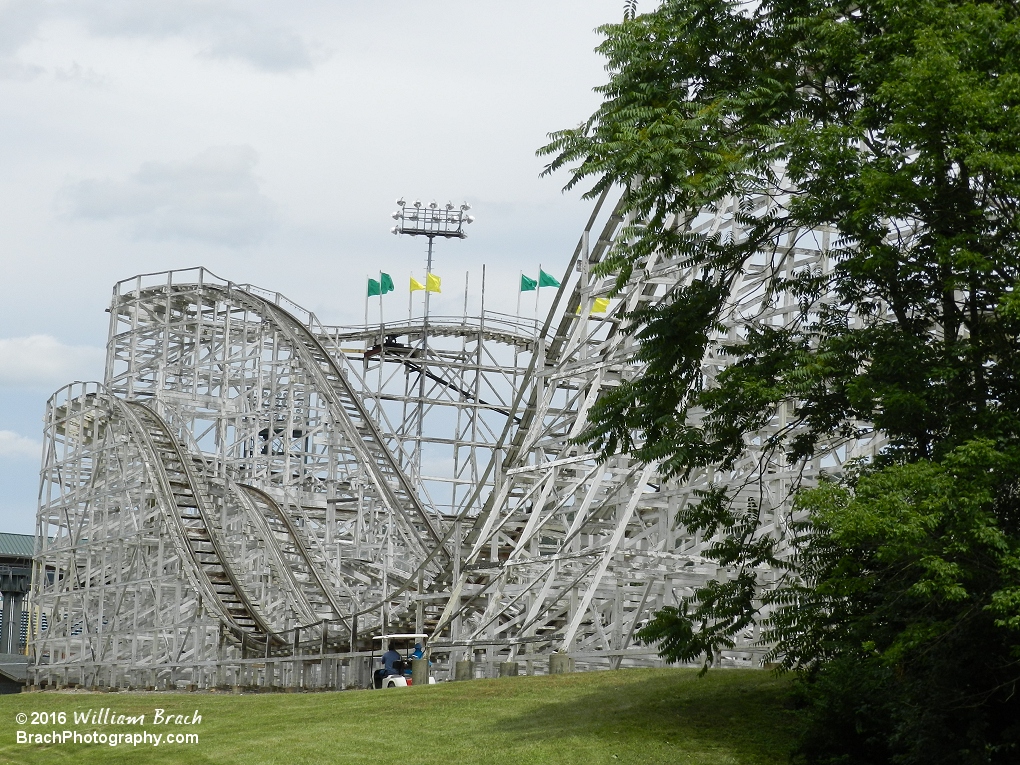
left=382, top=647, right=402, bottom=677
left=405, top=642, right=430, bottom=676
left=374, top=647, right=403, bottom=688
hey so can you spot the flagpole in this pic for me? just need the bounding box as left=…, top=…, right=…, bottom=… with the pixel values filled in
left=378, top=271, right=384, bottom=327
left=536, top=263, right=541, bottom=319
left=516, top=271, right=522, bottom=316
left=364, top=275, right=369, bottom=326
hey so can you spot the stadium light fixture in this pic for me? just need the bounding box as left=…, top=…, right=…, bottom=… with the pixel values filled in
left=391, top=198, right=474, bottom=240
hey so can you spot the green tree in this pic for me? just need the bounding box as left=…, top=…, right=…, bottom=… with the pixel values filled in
left=773, top=443, right=1020, bottom=762
left=539, top=0, right=1020, bottom=761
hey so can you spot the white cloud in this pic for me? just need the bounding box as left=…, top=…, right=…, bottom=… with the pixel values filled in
left=0, top=0, right=41, bottom=57
left=54, top=61, right=106, bottom=86
left=1, top=0, right=319, bottom=78
left=0, top=0, right=45, bottom=79
left=0, top=335, right=105, bottom=389
left=59, top=145, right=278, bottom=247
left=65, top=0, right=318, bottom=72
left=0, top=430, right=41, bottom=459
left=200, top=25, right=314, bottom=71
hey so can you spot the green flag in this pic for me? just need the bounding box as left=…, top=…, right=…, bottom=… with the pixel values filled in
left=520, top=274, right=537, bottom=292
left=368, top=278, right=381, bottom=297
left=538, top=269, right=560, bottom=288
left=380, top=272, right=394, bottom=294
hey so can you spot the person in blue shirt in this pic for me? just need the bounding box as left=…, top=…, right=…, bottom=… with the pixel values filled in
left=374, top=646, right=404, bottom=688
left=381, top=647, right=402, bottom=676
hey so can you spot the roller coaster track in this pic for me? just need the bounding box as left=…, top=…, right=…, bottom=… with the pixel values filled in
left=448, top=193, right=627, bottom=563
left=98, top=278, right=452, bottom=638
left=427, top=192, right=724, bottom=651
left=116, top=399, right=276, bottom=642
left=121, top=396, right=357, bottom=652
left=209, top=284, right=447, bottom=565
left=236, top=484, right=351, bottom=626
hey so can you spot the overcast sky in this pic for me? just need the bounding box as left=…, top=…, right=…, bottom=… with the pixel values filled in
left=0, top=0, right=632, bottom=534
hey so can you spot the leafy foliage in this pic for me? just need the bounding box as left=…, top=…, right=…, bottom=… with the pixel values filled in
left=539, top=0, right=1020, bottom=761
left=777, top=443, right=1020, bottom=762
left=540, top=0, right=1020, bottom=473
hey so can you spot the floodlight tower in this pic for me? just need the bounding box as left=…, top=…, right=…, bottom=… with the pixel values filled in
left=390, top=198, right=474, bottom=481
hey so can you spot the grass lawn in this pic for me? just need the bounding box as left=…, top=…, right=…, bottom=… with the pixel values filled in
left=0, top=668, right=797, bottom=764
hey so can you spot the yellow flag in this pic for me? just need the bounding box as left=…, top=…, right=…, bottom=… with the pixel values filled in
left=410, top=276, right=425, bottom=292
left=426, top=273, right=441, bottom=293
left=576, top=297, right=611, bottom=315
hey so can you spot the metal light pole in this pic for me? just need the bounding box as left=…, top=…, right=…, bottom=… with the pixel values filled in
left=390, top=199, right=474, bottom=480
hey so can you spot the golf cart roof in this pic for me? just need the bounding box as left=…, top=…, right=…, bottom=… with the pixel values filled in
left=373, top=633, right=428, bottom=640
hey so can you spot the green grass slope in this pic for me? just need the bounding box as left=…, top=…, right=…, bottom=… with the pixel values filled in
left=0, top=669, right=796, bottom=765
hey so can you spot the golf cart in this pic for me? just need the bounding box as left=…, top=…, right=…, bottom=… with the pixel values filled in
left=371, top=633, right=434, bottom=689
